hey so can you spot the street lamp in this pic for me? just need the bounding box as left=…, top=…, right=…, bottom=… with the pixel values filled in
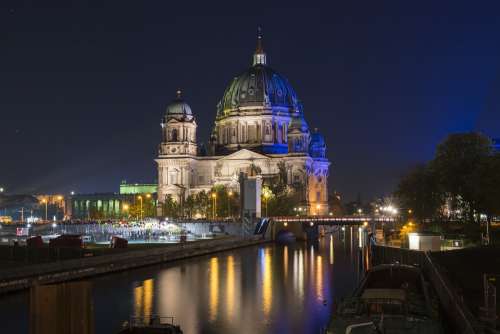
left=262, top=188, right=272, bottom=217
left=41, top=198, right=48, bottom=222
left=57, top=195, right=65, bottom=220
left=227, top=191, right=233, bottom=218
left=137, top=195, right=143, bottom=221
left=122, top=203, right=129, bottom=219
left=0, top=187, right=4, bottom=193
left=211, top=192, right=217, bottom=219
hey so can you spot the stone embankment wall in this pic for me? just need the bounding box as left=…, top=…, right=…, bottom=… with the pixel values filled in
left=0, top=236, right=267, bottom=294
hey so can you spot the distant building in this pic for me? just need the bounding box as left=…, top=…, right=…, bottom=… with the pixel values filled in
left=70, top=182, right=157, bottom=220
left=119, top=181, right=157, bottom=195
left=156, top=33, right=330, bottom=215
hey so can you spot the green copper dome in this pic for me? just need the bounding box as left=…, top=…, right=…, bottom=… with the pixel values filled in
left=218, top=65, right=301, bottom=115
left=165, top=90, right=192, bottom=120
left=217, top=34, right=302, bottom=116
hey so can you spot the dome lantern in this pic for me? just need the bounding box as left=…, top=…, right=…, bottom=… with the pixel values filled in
left=253, top=27, right=267, bottom=66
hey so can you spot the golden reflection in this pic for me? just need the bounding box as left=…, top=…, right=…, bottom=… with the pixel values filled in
left=262, top=248, right=273, bottom=317
left=209, top=257, right=219, bottom=321
left=293, top=250, right=298, bottom=292
left=329, top=235, right=334, bottom=265
left=284, top=246, right=288, bottom=280
left=134, top=279, right=154, bottom=323
left=316, top=256, right=323, bottom=300
left=143, top=279, right=154, bottom=318
left=226, top=255, right=235, bottom=319
left=134, top=284, right=143, bottom=319
left=298, top=249, right=304, bottom=299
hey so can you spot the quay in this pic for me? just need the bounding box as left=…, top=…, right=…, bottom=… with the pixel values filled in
left=0, top=236, right=267, bottom=295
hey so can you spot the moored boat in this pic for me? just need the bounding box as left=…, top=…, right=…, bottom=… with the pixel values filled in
left=327, top=263, right=443, bottom=333
left=118, top=315, right=183, bottom=334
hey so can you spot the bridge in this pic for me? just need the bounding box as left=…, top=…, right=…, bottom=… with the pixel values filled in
left=256, top=215, right=398, bottom=241
left=271, top=215, right=397, bottom=224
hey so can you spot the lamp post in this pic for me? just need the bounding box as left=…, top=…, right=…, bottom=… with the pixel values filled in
left=41, top=198, right=48, bottom=222
left=227, top=191, right=233, bottom=218
left=137, top=196, right=143, bottom=221
left=211, top=192, right=217, bottom=219
left=57, top=195, right=65, bottom=220
left=122, top=203, right=129, bottom=220
left=263, top=191, right=271, bottom=217
left=146, top=193, right=152, bottom=218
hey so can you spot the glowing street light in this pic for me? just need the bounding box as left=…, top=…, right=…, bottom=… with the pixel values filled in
left=0, top=187, right=4, bottom=193
left=137, top=195, right=143, bottom=221
left=262, top=187, right=272, bottom=217
left=70, top=191, right=75, bottom=196
left=211, top=192, right=217, bottom=219
left=41, top=198, right=48, bottom=221
left=227, top=191, right=233, bottom=218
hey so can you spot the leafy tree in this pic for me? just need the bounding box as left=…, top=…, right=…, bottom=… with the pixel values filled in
left=163, top=194, right=180, bottom=218
left=209, top=185, right=240, bottom=218
left=431, top=133, right=492, bottom=223
left=194, top=191, right=210, bottom=218
left=395, top=164, right=445, bottom=222
left=474, top=154, right=500, bottom=241
left=184, top=195, right=196, bottom=218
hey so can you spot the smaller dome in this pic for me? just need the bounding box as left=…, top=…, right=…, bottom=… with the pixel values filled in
left=309, top=129, right=326, bottom=158
left=166, top=90, right=192, bottom=120
left=288, top=115, right=309, bottom=134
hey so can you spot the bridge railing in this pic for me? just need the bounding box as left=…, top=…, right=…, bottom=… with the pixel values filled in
left=271, top=215, right=396, bottom=223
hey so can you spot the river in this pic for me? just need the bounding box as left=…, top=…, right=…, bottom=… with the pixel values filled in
left=0, top=227, right=368, bottom=334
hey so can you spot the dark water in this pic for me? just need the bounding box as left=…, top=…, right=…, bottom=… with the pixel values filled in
left=0, top=228, right=368, bottom=334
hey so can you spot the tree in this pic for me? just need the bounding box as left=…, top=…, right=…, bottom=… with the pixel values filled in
left=431, top=132, right=492, bottom=223
left=184, top=195, right=196, bottom=218
left=474, top=154, right=500, bottom=242
left=194, top=191, right=210, bottom=218
left=395, top=164, right=445, bottom=222
left=163, top=195, right=180, bottom=218
left=210, top=185, right=240, bottom=218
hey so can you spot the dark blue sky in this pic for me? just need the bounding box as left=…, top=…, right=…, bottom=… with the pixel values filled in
left=1, top=1, right=500, bottom=201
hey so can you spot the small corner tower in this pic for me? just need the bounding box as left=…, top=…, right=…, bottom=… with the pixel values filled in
left=159, top=90, right=197, bottom=156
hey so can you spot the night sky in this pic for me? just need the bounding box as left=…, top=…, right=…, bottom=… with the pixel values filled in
left=2, top=1, right=500, bottom=201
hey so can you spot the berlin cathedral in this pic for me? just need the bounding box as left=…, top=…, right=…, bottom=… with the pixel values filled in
left=156, top=34, right=330, bottom=215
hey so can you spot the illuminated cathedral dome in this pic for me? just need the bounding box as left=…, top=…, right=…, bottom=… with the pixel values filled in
left=165, top=90, right=193, bottom=120
left=217, top=34, right=302, bottom=116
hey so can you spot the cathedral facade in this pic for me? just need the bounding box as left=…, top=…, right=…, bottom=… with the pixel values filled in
left=156, top=35, right=330, bottom=215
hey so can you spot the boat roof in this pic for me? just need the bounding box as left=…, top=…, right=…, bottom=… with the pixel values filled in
left=361, top=288, right=406, bottom=302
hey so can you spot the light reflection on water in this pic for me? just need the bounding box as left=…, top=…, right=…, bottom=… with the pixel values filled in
left=0, top=227, right=369, bottom=334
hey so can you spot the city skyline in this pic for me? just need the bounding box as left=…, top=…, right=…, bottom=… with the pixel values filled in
left=2, top=2, right=500, bottom=200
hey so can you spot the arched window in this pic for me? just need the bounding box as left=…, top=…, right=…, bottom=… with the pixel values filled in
left=171, top=128, right=178, bottom=141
